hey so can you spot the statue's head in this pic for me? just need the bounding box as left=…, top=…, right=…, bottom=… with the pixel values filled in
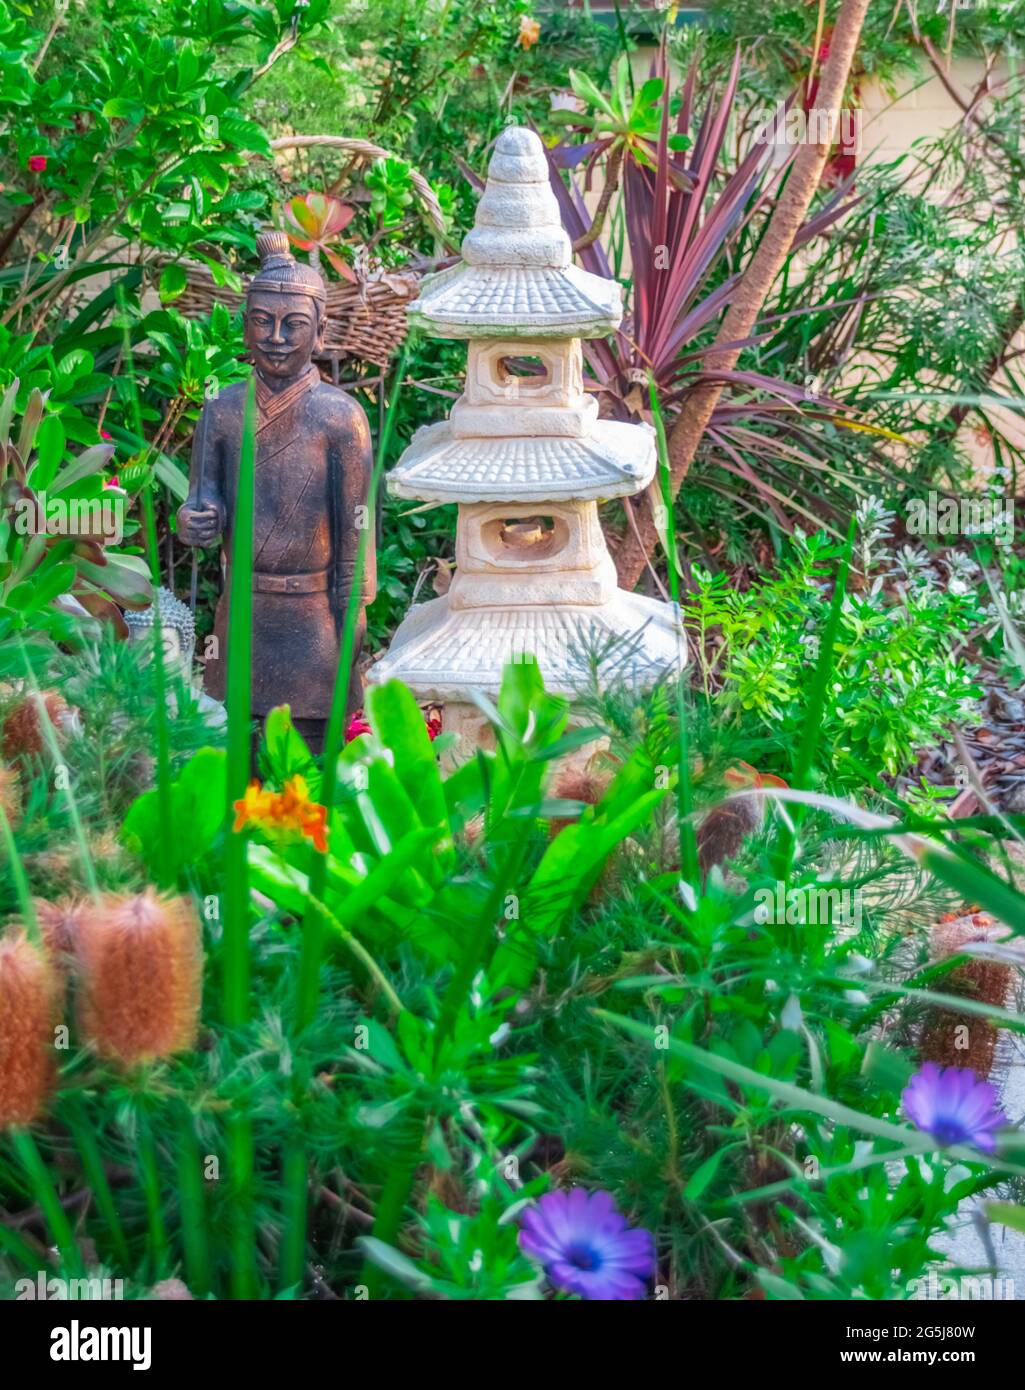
left=124, top=586, right=196, bottom=680
left=245, top=230, right=326, bottom=380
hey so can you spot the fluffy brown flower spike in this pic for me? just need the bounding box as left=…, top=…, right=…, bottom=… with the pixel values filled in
left=920, top=914, right=1011, bottom=1078
left=549, top=768, right=612, bottom=838
left=0, top=764, right=21, bottom=832
left=0, top=930, right=60, bottom=1127
left=32, top=896, right=86, bottom=976
left=1, top=690, right=73, bottom=762
left=75, top=890, right=202, bottom=1064
left=25, top=830, right=130, bottom=898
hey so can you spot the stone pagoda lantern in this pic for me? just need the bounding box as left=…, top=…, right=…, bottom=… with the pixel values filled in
left=370, top=126, right=683, bottom=755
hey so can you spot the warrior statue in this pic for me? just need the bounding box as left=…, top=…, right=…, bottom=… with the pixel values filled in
left=176, top=230, right=375, bottom=752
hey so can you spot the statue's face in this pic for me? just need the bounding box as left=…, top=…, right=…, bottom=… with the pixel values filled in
left=245, top=290, right=322, bottom=379
left=127, top=623, right=188, bottom=679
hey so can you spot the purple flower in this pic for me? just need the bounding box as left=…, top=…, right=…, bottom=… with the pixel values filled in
left=518, top=1187, right=656, bottom=1300
left=902, top=1063, right=1007, bottom=1153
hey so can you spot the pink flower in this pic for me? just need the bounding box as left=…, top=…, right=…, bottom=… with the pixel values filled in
left=28, top=155, right=47, bottom=173
left=345, top=707, right=442, bottom=745
left=344, top=712, right=371, bottom=743
left=100, top=430, right=112, bottom=441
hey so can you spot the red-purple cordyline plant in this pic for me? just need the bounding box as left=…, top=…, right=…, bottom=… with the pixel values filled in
left=546, top=49, right=881, bottom=542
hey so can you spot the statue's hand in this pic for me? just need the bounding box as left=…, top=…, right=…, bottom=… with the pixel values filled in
left=176, top=501, right=223, bottom=547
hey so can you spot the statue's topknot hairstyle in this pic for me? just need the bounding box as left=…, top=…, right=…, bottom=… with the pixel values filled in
left=249, top=229, right=326, bottom=308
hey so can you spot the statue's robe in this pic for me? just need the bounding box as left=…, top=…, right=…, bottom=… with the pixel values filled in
left=183, top=367, right=375, bottom=719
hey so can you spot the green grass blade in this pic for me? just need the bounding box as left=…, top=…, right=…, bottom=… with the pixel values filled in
left=295, top=344, right=411, bottom=1033
left=228, top=1111, right=257, bottom=1299
left=0, top=800, right=39, bottom=942
left=135, top=1120, right=168, bottom=1281
left=774, top=516, right=856, bottom=877
left=63, top=1097, right=130, bottom=1269
left=648, top=374, right=697, bottom=892
left=118, top=289, right=172, bottom=888
left=10, top=1129, right=84, bottom=1276
left=220, top=376, right=258, bottom=1299
left=360, top=1120, right=425, bottom=1299
left=278, top=1134, right=307, bottom=1296
left=223, top=376, right=258, bottom=1026
left=594, top=1010, right=1025, bottom=1178
left=176, top=1110, right=211, bottom=1297
left=0, top=1219, right=48, bottom=1274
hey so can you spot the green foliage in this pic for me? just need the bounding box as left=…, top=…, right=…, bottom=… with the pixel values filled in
left=2, top=636, right=1024, bottom=1300
left=676, top=0, right=1025, bottom=97
left=121, top=747, right=227, bottom=889
left=3, top=0, right=1025, bottom=1309
left=0, top=381, right=153, bottom=658
left=684, top=519, right=983, bottom=784
left=365, top=156, right=416, bottom=229
left=1, top=1, right=277, bottom=274
left=360, top=1182, right=545, bottom=1300
left=554, top=56, right=691, bottom=163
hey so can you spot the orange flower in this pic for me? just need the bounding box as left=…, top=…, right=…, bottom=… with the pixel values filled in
left=517, top=15, right=540, bottom=49
left=233, top=774, right=328, bottom=854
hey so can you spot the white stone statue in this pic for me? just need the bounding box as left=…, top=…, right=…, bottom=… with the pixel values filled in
left=124, top=587, right=226, bottom=729
left=370, top=126, right=684, bottom=757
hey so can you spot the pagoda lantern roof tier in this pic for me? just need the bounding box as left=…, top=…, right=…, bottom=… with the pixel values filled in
left=387, top=419, right=656, bottom=504
left=408, top=127, right=623, bottom=340
left=371, top=591, right=683, bottom=703
left=409, top=264, right=622, bottom=340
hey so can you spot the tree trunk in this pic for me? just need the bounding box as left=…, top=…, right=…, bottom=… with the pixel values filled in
left=614, top=0, right=873, bottom=592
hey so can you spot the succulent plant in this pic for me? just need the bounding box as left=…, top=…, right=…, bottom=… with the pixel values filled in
left=281, top=190, right=357, bottom=281
left=0, top=381, right=152, bottom=655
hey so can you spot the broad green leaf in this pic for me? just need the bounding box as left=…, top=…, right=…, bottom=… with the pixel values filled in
left=684, top=1143, right=740, bottom=1201
left=356, top=1237, right=435, bottom=1295
left=121, top=747, right=227, bottom=885
left=49, top=443, right=114, bottom=494
left=568, top=67, right=614, bottom=118
left=16, top=387, right=46, bottom=462
left=524, top=785, right=666, bottom=935
left=366, top=680, right=448, bottom=845
left=260, top=704, right=318, bottom=789
left=159, top=263, right=189, bottom=302
left=77, top=553, right=153, bottom=605
left=986, top=1202, right=1025, bottom=1235
left=102, top=97, right=145, bottom=122
left=7, top=561, right=75, bottom=611
left=757, top=1271, right=806, bottom=1301
left=630, top=76, right=664, bottom=121
left=29, top=413, right=66, bottom=490
left=326, top=826, right=444, bottom=930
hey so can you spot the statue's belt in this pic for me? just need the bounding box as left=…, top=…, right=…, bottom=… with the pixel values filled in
left=251, top=569, right=330, bottom=594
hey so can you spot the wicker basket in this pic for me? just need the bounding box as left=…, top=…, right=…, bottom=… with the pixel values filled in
left=163, top=135, right=448, bottom=369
